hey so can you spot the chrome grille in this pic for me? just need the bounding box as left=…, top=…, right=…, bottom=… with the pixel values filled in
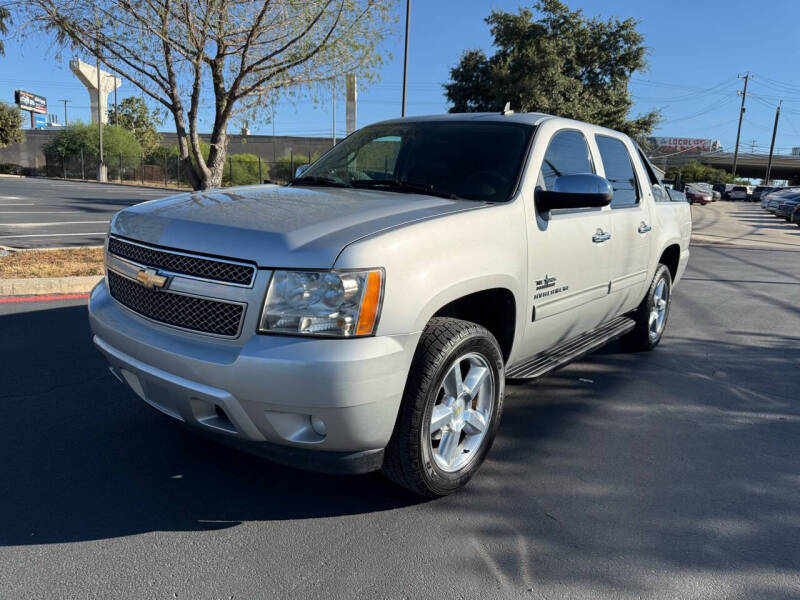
left=108, top=237, right=255, bottom=286
left=107, top=270, right=244, bottom=336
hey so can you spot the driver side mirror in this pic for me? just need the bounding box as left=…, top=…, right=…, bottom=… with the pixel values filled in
left=535, top=173, right=613, bottom=212
left=295, top=164, right=310, bottom=178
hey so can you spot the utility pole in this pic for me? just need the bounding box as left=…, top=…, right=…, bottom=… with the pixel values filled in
left=766, top=100, right=782, bottom=184
left=749, top=139, right=757, bottom=154
left=58, top=99, right=70, bottom=126
left=401, top=0, right=410, bottom=117
left=732, top=72, right=751, bottom=179
left=114, top=78, right=118, bottom=125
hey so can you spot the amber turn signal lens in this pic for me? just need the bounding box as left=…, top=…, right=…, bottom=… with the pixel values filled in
left=355, top=270, right=382, bottom=335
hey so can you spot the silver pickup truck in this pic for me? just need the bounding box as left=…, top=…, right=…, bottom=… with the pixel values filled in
left=89, top=112, right=691, bottom=497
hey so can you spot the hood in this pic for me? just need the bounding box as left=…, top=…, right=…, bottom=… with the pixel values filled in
left=111, top=184, right=485, bottom=268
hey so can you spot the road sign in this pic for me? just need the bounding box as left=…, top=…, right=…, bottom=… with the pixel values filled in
left=33, top=114, right=47, bottom=128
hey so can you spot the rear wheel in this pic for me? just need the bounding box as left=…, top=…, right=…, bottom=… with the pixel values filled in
left=622, top=264, right=672, bottom=352
left=382, top=318, right=504, bottom=497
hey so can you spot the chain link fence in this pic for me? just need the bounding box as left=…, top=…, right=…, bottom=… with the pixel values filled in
left=43, top=150, right=318, bottom=189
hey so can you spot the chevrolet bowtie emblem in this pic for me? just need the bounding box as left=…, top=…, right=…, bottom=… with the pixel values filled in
left=136, top=268, right=168, bottom=290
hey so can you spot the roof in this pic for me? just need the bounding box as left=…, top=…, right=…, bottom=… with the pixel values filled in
left=373, top=112, right=554, bottom=127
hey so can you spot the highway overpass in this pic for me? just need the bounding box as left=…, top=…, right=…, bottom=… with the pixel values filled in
left=650, top=151, right=800, bottom=182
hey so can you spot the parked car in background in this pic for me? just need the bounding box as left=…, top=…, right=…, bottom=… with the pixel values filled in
left=765, top=196, right=782, bottom=212
left=690, top=182, right=719, bottom=201
left=729, top=186, right=750, bottom=201
left=763, top=187, right=798, bottom=210
left=775, top=196, right=800, bottom=220
left=685, top=185, right=712, bottom=205
left=791, top=203, right=800, bottom=227
left=753, top=186, right=777, bottom=202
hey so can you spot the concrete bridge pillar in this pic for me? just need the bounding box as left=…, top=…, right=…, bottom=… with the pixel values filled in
left=69, top=58, right=121, bottom=124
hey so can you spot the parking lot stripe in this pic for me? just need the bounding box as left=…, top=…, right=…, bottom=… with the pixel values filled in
left=0, top=232, right=107, bottom=239
left=2, top=221, right=109, bottom=227
left=0, top=211, right=78, bottom=214
left=0, top=203, right=35, bottom=206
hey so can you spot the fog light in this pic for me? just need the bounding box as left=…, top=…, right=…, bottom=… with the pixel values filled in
left=310, top=416, right=327, bottom=437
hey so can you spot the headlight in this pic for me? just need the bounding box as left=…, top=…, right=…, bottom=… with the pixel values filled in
left=258, top=269, right=383, bottom=337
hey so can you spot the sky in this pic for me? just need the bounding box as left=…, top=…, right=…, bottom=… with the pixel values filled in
left=3, top=0, right=800, bottom=155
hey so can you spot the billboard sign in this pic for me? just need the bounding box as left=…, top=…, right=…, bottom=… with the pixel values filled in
left=648, top=137, right=720, bottom=154
left=14, top=90, right=47, bottom=115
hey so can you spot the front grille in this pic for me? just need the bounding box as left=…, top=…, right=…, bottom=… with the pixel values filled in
left=107, top=270, right=244, bottom=336
left=108, top=237, right=254, bottom=286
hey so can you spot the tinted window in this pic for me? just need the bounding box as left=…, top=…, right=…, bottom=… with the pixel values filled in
left=538, top=130, right=594, bottom=190
left=299, top=121, right=533, bottom=202
left=596, top=135, right=639, bottom=207
left=636, top=147, right=668, bottom=203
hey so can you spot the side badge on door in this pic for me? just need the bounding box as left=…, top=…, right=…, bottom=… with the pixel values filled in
left=533, top=274, right=569, bottom=300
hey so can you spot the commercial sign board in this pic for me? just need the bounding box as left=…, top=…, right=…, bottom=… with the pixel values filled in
left=648, top=137, right=720, bottom=154
left=33, top=114, right=47, bottom=128
left=14, top=90, right=47, bottom=115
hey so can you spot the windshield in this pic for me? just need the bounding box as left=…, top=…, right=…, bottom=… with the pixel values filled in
left=295, top=120, right=534, bottom=202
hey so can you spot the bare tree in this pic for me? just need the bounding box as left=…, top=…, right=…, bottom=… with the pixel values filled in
left=10, top=0, right=393, bottom=189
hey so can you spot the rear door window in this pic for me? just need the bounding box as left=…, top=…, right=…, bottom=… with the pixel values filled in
left=595, top=135, right=639, bottom=208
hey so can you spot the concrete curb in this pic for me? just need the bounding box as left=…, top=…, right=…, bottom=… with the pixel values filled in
left=0, top=275, right=103, bottom=297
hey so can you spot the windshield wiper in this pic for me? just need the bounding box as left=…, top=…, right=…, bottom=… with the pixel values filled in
left=350, top=178, right=462, bottom=200
left=291, top=175, right=352, bottom=188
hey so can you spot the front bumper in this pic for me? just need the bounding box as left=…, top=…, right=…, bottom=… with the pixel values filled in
left=89, top=282, right=420, bottom=473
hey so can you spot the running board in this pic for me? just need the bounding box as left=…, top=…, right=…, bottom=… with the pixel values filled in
left=506, top=315, right=636, bottom=379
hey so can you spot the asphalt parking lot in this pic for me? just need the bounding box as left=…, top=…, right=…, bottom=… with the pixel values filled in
left=1, top=205, right=799, bottom=599
left=0, top=177, right=169, bottom=248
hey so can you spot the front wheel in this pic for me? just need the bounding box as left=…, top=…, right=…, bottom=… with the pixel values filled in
left=622, top=264, right=673, bottom=352
left=382, top=318, right=504, bottom=497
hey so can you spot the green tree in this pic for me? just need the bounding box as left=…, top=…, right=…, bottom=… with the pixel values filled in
left=14, top=0, right=393, bottom=190
left=663, top=160, right=748, bottom=185
left=445, top=0, right=659, bottom=137
left=44, top=122, right=143, bottom=177
left=225, top=153, right=263, bottom=186
left=0, top=100, right=24, bottom=148
left=108, top=97, right=163, bottom=157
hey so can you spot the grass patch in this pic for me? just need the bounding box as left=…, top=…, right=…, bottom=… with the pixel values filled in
left=0, top=247, right=104, bottom=278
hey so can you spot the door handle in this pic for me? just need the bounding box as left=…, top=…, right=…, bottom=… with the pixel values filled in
left=592, top=229, right=611, bottom=243
left=638, top=222, right=652, bottom=234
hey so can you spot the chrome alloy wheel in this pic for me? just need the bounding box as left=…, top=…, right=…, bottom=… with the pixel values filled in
left=427, top=352, right=495, bottom=473
left=649, top=278, right=669, bottom=341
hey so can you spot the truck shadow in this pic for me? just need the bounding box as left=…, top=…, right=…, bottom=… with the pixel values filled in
left=0, top=304, right=589, bottom=546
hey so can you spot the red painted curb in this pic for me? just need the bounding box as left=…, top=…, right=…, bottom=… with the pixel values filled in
left=0, top=293, right=89, bottom=303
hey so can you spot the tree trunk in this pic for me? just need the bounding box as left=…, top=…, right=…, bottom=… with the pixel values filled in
left=169, top=106, right=202, bottom=190
left=202, top=119, right=230, bottom=189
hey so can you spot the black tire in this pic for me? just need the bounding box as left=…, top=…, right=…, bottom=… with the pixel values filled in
left=621, top=264, right=673, bottom=352
left=382, top=317, right=504, bottom=497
